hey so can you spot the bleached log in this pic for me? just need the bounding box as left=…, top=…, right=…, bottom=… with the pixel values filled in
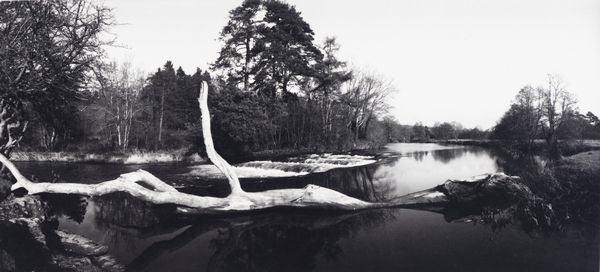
left=120, top=170, right=178, bottom=193
left=198, top=81, right=244, bottom=196
left=1, top=151, right=378, bottom=212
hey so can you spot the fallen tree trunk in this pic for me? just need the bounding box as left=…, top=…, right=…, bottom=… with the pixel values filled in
left=2, top=159, right=383, bottom=213
left=0, top=81, right=525, bottom=215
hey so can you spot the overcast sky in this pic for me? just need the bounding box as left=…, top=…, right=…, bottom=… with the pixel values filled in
left=103, top=0, right=600, bottom=129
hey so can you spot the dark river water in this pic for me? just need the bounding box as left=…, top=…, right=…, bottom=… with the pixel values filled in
left=14, top=143, right=599, bottom=271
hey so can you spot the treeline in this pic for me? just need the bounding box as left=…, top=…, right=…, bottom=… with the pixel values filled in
left=381, top=119, right=489, bottom=143
left=491, top=75, right=600, bottom=149
left=16, top=0, right=397, bottom=158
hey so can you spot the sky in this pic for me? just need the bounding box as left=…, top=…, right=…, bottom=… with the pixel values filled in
left=103, top=0, right=600, bottom=129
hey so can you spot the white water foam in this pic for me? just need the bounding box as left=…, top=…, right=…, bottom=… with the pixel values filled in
left=185, top=154, right=376, bottom=179
left=186, top=164, right=311, bottom=178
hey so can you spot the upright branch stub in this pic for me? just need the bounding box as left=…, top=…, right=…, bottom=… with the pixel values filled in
left=198, top=81, right=245, bottom=196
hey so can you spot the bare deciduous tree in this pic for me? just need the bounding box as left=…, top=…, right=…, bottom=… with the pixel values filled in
left=93, top=62, right=146, bottom=149
left=515, top=85, right=544, bottom=146
left=342, top=70, right=394, bottom=142
left=541, top=74, right=577, bottom=146
left=0, top=0, right=112, bottom=156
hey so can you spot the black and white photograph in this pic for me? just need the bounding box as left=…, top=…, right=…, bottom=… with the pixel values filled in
left=0, top=0, right=599, bottom=271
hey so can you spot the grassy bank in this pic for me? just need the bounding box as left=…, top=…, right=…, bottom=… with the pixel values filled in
left=11, top=149, right=206, bottom=164
left=436, top=139, right=600, bottom=156
left=10, top=141, right=384, bottom=164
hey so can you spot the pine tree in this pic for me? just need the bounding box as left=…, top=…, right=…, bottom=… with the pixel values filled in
left=214, top=0, right=323, bottom=97
left=213, top=0, right=262, bottom=91
left=253, top=0, right=323, bottom=97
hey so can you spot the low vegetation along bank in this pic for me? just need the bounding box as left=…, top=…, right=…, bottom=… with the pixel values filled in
left=10, top=150, right=205, bottom=164
left=436, top=139, right=600, bottom=156
left=11, top=138, right=386, bottom=164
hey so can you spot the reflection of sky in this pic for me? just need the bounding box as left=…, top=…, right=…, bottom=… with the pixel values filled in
left=374, top=144, right=500, bottom=196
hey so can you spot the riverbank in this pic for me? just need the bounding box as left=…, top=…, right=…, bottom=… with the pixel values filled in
left=10, top=150, right=206, bottom=164
left=548, top=150, right=600, bottom=226
left=561, top=149, right=600, bottom=171
left=434, top=139, right=600, bottom=156
left=10, top=141, right=384, bottom=164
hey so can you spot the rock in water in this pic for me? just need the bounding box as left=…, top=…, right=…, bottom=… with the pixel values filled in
left=0, top=178, right=11, bottom=201
left=93, top=255, right=126, bottom=272
left=436, top=173, right=533, bottom=204
left=55, top=230, right=109, bottom=256
left=392, top=173, right=532, bottom=207
left=0, top=194, right=125, bottom=271
left=0, top=195, right=47, bottom=221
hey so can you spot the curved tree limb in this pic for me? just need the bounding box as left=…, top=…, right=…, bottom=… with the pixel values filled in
left=198, top=81, right=245, bottom=196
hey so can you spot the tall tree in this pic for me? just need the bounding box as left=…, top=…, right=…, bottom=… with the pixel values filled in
left=541, top=74, right=577, bottom=146
left=412, top=122, right=429, bottom=142
left=492, top=87, right=544, bottom=145
left=514, top=86, right=543, bottom=146
left=253, top=0, right=323, bottom=96
left=93, top=62, right=145, bottom=149
left=431, top=122, right=457, bottom=140
left=214, top=0, right=323, bottom=97
left=342, top=71, right=394, bottom=141
left=0, top=0, right=112, bottom=156
left=213, top=0, right=263, bottom=91
left=312, top=37, right=351, bottom=144
left=140, top=61, right=177, bottom=148
left=492, top=76, right=579, bottom=148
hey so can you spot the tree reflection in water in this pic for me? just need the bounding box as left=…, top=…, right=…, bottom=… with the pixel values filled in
left=42, top=193, right=88, bottom=223
left=430, top=147, right=488, bottom=164
left=81, top=194, right=395, bottom=272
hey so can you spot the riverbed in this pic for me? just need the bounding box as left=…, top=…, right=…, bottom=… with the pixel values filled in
left=13, top=143, right=600, bottom=271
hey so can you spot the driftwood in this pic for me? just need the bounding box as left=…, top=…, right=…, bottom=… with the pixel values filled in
left=0, top=81, right=522, bottom=214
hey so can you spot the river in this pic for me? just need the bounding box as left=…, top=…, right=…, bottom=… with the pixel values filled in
left=13, top=143, right=599, bottom=271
